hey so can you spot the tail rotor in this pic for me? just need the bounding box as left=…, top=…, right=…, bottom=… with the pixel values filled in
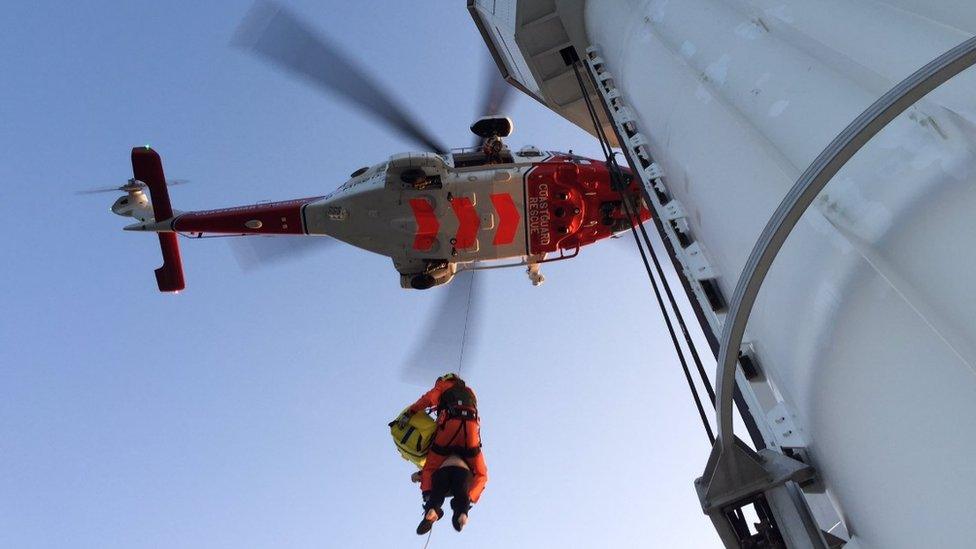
left=76, top=178, right=188, bottom=195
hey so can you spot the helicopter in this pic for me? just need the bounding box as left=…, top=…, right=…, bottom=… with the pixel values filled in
left=87, top=2, right=651, bottom=296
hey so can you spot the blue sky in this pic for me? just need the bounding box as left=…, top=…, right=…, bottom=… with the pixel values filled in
left=0, top=2, right=721, bottom=547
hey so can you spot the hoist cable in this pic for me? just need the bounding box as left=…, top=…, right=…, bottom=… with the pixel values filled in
left=422, top=274, right=474, bottom=549
left=456, top=272, right=476, bottom=376
left=571, top=62, right=715, bottom=445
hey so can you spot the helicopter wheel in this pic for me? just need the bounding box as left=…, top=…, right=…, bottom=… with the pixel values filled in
left=410, top=273, right=437, bottom=290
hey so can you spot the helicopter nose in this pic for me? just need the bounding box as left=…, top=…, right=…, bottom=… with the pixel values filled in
left=111, top=196, right=130, bottom=213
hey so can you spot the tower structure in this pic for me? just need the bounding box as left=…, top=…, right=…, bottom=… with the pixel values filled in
left=471, top=1, right=976, bottom=546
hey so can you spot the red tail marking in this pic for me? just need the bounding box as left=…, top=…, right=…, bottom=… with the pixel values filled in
left=409, top=198, right=439, bottom=251
left=132, top=147, right=174, bottom=220
left=489, top=193, right=519, bottom=245
left=450, top=197, right=480, bottom=249
left=132, top=147, right=185, bottom=292
left=155, top=233, right=185, bottom=292
left=172, top=198, right=316, bottom=235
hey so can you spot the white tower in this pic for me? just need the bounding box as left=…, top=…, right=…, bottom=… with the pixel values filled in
left=472, top=1, right=976, bottom=547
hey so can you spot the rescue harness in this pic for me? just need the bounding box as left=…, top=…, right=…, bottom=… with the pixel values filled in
left=431, top=380, right=482, bottom=459
left=389, top=377, right=482, bottom=467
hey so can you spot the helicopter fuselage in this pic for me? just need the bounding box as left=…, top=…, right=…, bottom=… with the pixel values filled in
left=125, top=147, right=650, bottom=290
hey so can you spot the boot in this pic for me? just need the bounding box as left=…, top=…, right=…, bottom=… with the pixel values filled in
left=452, top=511, right=468, bottom=532
left=416, top=508, right=442, bottom=535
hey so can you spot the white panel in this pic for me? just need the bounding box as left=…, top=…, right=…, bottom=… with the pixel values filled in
left=584, top=0, right=976, bottom=546
left=473, top=0, right=542, bottom=94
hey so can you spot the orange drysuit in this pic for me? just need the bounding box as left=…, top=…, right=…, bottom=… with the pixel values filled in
left=408, top=375, right=488, bottom=504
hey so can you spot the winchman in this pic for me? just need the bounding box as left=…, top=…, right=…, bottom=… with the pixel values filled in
left=481, top=134, right=504, bottom=164
left=398, top=373, right=488, bottom=535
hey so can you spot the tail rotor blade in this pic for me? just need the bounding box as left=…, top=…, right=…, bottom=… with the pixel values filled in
left=75, top=186, right=126, bottom=195
left=77, top=178, right=190, bottom=195
left=233, top=1, right=447, bottom=153
left=401, top=269, right=481, bottom=385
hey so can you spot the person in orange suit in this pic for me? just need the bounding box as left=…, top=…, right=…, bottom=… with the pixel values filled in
left=401, top=373, right=488, bottom=534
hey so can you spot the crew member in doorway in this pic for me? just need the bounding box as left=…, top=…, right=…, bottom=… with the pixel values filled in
left=400, top=168, right=433, bottom=190
left=400, top=373, right=488, bottom=534
left=482, top=134, right=504, bottom=164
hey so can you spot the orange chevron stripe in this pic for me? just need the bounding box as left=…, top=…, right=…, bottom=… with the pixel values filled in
left=450, top=197, right=480, bottom=249
left=409, top=198, right=439, bottom=251
left=490, top=193, right=519, bottom=245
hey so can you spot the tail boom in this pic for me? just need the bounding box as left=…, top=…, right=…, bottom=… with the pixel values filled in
left=170, top=197, right=322, bottom=235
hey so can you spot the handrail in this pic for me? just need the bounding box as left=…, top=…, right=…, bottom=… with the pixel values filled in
left=712, top=36, right=976, bottom=452
left=461, top=246, right=581, bottom=272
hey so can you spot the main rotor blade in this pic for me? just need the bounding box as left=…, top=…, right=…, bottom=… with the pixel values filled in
left=229, top=234, right=335, bottom=271
left=478, top=54, right=514, bottom=118
left=471, top=54, right=515, bottom=147
left=233, top=1, right=447, bottom=153
left=401, top=269, right=481, bottom=385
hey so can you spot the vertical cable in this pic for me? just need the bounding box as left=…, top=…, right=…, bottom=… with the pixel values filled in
left=575, top=62, right=713, bottom=405
left=456, top=272, right=476, bottom=376
left=575, top=58, right=718, bottom=405
left=571, top=62, right=715, bottom=444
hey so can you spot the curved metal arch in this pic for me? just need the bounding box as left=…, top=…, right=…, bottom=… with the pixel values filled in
left=712, top=35, right=976, bottom=453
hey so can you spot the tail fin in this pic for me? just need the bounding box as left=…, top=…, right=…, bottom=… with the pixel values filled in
left=131, top=146, right=186, bottom=292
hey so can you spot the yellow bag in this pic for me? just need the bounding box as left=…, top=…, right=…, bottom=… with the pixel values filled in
left=389, top=407, right=437, bottom=468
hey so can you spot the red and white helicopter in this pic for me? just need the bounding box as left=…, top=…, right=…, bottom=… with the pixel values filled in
left=91, top=3, right=650, bottom=297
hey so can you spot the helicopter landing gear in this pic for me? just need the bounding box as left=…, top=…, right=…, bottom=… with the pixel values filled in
left=410, top=273, right=437, bottom=290
left=526, top=254, right=546, bottom=286
left=398, top=259, right=457, bottom=290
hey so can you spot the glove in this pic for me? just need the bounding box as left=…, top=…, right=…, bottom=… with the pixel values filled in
left=396, top=412, right=411, bottom=429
